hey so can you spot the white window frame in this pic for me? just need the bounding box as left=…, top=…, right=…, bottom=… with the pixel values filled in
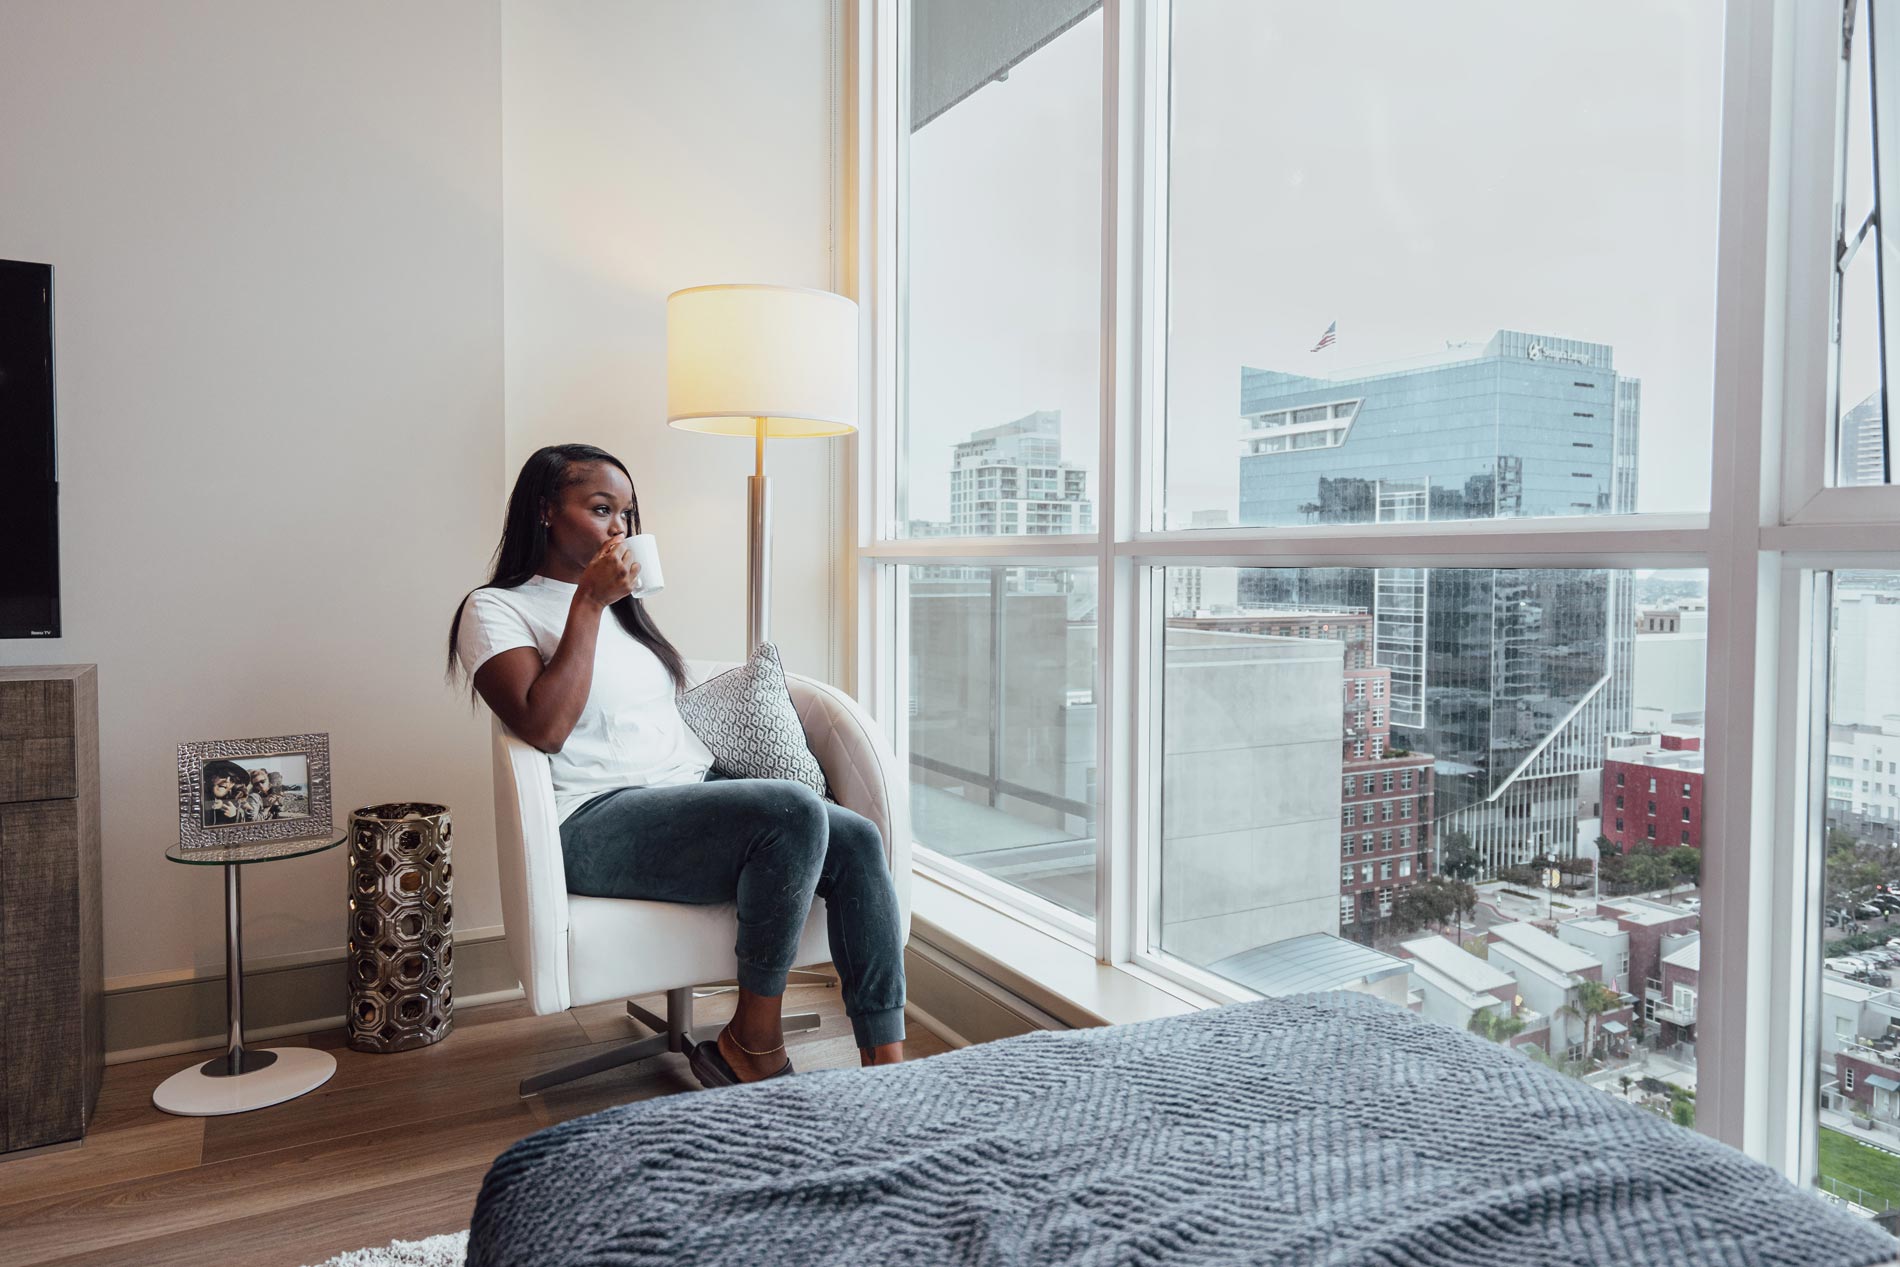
left=842, top=0, right=1900, bottom=1186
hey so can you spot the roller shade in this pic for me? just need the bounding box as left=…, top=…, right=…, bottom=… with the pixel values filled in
left=911, top=0, right=1101, bottom=131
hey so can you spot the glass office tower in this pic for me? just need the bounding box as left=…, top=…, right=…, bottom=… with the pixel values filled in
left=1237, top=332, right=1638, bottom=875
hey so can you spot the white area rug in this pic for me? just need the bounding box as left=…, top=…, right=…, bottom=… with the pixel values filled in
left=302, top=1230, right=466, bottom=1267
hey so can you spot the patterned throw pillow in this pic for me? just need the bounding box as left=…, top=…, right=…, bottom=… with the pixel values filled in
left=676, top=643, right=830, bottom=798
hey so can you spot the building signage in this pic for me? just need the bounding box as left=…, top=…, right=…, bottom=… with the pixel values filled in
left=1525, top=341, right=1593, bottom=367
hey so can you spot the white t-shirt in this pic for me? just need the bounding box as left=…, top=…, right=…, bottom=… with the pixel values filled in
left=455, top=575, right=713, bottom=822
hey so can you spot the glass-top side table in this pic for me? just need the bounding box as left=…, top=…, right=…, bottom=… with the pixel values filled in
left=152, top=835, right=345, bottom=1117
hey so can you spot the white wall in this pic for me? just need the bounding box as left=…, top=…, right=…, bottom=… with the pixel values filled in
left=0, top=1, right=506, bottom=982
left=503, top=0, right=841, bottom=673
left=1158, top=632, right=1343, bottom=965
left=1632, top=631, right=1707, bottom=721
left=0, top=0, right=841, bottom=989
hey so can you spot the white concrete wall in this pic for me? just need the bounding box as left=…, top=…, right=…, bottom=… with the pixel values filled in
left=1489, top=947, right=1579, bottom=1055
left=503, top=0, right=841, bottom=673
left=1556, top=922, right=1630, bottom=993
left=1410, top=975, right=1481, bottom=1032
left=1158, top=631, right=1343, bottom=965
left=0, top=0, right=839, bottom=988
left=0, top=1, right=505, bottom=983
left=1833, top=596, right=1900, bottom=729
left=1632, top=631, right=1707, bottom=721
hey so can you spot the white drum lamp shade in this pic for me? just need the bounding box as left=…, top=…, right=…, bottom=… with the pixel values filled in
left=665, top=285, right=859, bottom=437
left=663, top=283, right=860, bottom=651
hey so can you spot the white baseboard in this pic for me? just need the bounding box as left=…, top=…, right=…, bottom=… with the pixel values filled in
left=104, top=932, right=521, bottom=1063
left=902, top=1000, right=971, bottom=1049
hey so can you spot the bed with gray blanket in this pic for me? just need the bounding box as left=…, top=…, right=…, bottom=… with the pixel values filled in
left=467, top=991, right=1897, bottom=1266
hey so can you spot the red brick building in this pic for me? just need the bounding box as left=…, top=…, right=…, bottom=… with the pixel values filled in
left=1597, top=897, right=1698, bottom=1009
left=1602, top=731, right=1704, bottom=853
left=1337, top=664, right=1435, bottom=932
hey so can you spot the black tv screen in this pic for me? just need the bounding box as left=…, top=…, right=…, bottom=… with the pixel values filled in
left=0, top=260, right=59, bottom=639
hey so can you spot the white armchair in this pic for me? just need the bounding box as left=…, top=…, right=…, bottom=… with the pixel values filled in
left=490, top=660, right=911, bottom=1095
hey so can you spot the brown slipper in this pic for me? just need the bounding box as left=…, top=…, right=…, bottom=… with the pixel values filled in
left=688, top=1039, right=794, bottom=1089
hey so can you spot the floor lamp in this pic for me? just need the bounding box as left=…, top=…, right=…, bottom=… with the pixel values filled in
left=666, top=284, right=859, bottom=651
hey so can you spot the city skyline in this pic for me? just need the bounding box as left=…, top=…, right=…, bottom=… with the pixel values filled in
left=906, top=3, right=1725, bottom=530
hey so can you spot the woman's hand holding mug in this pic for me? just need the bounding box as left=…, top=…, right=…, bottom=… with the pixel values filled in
left=578, top=534, right=663, bottom=609
left=579, top=537, right=640, bottom=609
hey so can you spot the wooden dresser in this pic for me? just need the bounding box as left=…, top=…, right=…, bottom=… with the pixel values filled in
left=0, top=664, right=102, bottom=1156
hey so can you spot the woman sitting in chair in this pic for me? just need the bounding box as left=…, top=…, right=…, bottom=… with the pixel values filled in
left=447, top=443, right=905, bottom=1086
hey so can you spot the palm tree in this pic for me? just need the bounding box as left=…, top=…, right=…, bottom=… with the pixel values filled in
left=1468, top=1008, right=1527, bottom=1044
left=1558, top=979, right=1623, bottom=1059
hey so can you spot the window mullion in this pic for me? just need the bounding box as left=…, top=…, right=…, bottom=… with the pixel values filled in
left=1096, top=0, right=1140, bottom=964
left=1699, top=0, right=1784, bottom=1161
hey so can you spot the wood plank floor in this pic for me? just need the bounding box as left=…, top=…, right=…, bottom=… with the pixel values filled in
left=0, top=974, right=951, bottom=1267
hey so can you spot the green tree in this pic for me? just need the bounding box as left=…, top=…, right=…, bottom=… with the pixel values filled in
left=1439, top=830, right=1482, bottom=882
left=1468, top=1009, right=1526, bottom=1043
left=1663, top=846, right=1701, bottom=887
left=1597, top=844, right=1627, bottom=893
left=1391, top=877, right=1481, bottom=936
left=1826, top=829, right=1889, bottom=911
left=1499, top=865, right=1541, bottom=889
left=1559, top=979, right=1624, bottom=1059
left=1624, top=853, right=1675, bottom=894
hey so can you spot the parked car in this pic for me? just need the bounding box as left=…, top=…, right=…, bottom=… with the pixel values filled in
left=1828, top=957, right=1869, bottom=974
left=1857, top=903, right=1885, bottom=920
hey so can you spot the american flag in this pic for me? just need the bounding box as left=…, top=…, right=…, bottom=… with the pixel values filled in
left=1310, top=321, right=1337, bottom=353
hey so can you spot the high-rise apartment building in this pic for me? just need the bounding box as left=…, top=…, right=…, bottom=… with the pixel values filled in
left=949, top=410, right=1093, bottom=536
left=1840, top=392, right=1890, bottom=488
left=1166, top=510, right=1239, bottom=615
left=1236, top=332, right=1639, bottom=876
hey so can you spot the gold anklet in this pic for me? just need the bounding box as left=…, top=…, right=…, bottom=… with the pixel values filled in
left=726, top=1032, right=786, bottom=1057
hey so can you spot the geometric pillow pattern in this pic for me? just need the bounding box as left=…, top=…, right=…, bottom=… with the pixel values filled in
left=676, top=643, right=830, bottom=799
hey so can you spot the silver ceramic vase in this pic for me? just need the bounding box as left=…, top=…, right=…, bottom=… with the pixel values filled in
left=346, top=802, right=454, bottom=1052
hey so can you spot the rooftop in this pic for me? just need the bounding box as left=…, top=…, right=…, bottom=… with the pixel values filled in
left=1559, top=917, right=1626, bottom=940
left=1608, top=744, right=1705, bottom=774
left=1662, top=939, right=1701, bottom=973
left=1401, top=935, right=1514, bottom=997
left=1600, top=898, right=1697, bottom=929
left=1489, top=921, right=1603, bottom=977
left=1824, top=976, right=1886, bottom=1005
left=1208, top=932, right=1411, bottom=997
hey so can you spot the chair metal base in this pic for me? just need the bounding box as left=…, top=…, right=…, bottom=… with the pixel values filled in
left=518, top=986, right=822, bottom=1097
left=692, top=967, right=838, bottom=1000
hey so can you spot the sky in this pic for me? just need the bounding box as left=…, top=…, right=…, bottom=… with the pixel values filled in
left=905, top=2, right=1729, bottom=527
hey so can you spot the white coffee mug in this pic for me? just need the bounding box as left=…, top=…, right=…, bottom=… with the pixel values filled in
left=624, top=533, right=664, bottom=598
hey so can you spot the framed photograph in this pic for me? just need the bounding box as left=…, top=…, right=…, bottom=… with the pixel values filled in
left=178, top=733, right=332, bottom=849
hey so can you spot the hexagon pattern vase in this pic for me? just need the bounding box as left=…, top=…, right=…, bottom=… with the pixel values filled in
left=346, top=802, right=454, bottom=1053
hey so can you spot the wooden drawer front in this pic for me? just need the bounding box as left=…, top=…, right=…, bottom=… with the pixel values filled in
left=0, top=679, right=77, bottom=804
left=0, top=739, right=77, bottom=803
left=0, top=679, right=74, bottom=740
left=1, top=799, right=85, bottom=1151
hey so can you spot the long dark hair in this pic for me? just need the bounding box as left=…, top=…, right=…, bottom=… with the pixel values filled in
left=446, top=443, right=688, bottom=693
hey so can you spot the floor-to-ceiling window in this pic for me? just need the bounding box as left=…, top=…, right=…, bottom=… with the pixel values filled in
left=853, top=0, right=1900, bottom=1227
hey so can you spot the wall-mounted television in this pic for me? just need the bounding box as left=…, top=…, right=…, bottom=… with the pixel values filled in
left=0, top=260, right=59, bottom=639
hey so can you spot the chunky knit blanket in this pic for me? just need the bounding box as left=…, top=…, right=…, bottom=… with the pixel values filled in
left=467, top=992, right=1896, bottom=1266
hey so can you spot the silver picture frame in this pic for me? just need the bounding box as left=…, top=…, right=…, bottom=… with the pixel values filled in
left=177, top=732, right=333, bottom=849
